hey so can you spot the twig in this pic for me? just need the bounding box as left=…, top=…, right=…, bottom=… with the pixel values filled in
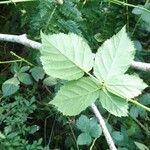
left=0, top=34, right=41, bottom=49
left=91, top=104, right=117, bottom=150
left=131, top=61, right=150, bottom=72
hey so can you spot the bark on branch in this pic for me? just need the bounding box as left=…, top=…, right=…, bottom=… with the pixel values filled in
left=91, top=104, right=117, bottom=150
left=0, top=34, right=41, bottom=49
left=131, top=61, right=150, bottom=72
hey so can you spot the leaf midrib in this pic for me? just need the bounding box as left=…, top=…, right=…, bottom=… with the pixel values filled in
left=105, top=31, right=124, bottom=81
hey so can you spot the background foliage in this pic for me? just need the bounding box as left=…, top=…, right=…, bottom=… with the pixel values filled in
left=0, top=0, right=150, bottom=149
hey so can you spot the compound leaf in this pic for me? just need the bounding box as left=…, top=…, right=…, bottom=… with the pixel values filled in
left=50, top=77, right=99, bottom=116
left=41, top=33, right=94, bottom=80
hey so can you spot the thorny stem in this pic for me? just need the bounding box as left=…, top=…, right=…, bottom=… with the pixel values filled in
left=91, top=104, right=117, bottom=150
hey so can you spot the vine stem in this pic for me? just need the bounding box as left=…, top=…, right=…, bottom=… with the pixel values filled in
left=131, top=17, right=141, bottom=36
left=10, top=51, right=34, bottom=66
left=110, top=0, right=150, bottom=13
left=131, top=0, right=149, bottom=36
left=44, top=5, right=57, bottom=33
left=129, top=99, right=150, bottom=112
left=89, top=138, right=97, bottom=150
left=68, top=119, right=80, bottom=150
left=91, top=104, right=117, bottom=150
left=0, top=59, right=22, bottom=64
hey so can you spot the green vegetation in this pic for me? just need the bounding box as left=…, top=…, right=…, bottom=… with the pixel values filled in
left=0, top=0, right=150, bottom=149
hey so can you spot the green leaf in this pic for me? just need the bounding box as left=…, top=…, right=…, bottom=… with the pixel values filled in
left=141, top=4, right=150, bottom=23
left=132, top=4, right=150, bottom=23
left=77, top=133, right=92, bottom=145
left=76, top=115, right=102, bottom=138
left=142, top=22, right=150, bottom=32
left=129, top=106, right=139, bottom=118
left=99, top=88, right=128, bottom=117
left=94, top=26, right=135, bottom=82
left=134, top=141, right=149, bottom=150
left=19, top=66, right=30, bottom=73
left=88, top=118, right=102, bottom=138
left=112, top=131, right=124, bottom=142
left=76, top=115, right=90, bottom=132
left=50, top=77, right=99, bottom=116
left=132, top=5, right=144, bottom=15
left=2, top=77, right=20, bottom=97
left=139, top=93, right=150, bottom=105
left=43, top=76, right=57, bottom=86
left=118, top=148, right=128, bottom=150
left=29, top=125, right=40, bottom=134
left=0, top=107, right=4, bottom=114
left=0, top=131, right=5, bottom=139
left=141, top=11, right=150, bottom=23
left=107, top=74, right=148, bottom=99
left=133, top=40, right=142, bottom=51
left=41, top=33, right=94, bottom=80
left=18, top=73, right=33, bottom=85
left=30, top=66, right=45, bottom=82
left=130, top=105, right=147, bottom=119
